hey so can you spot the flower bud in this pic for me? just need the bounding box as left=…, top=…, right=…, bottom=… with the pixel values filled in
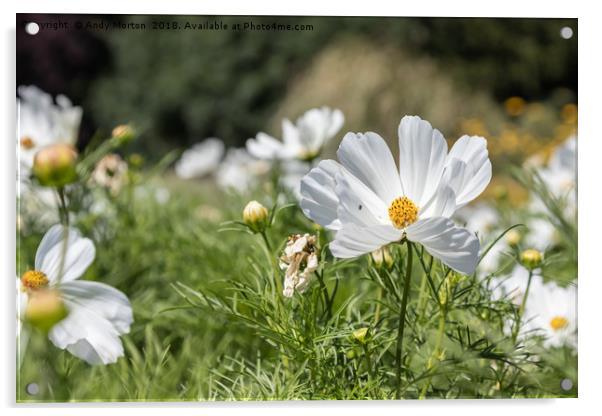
left=111, top=124, right=136, bottom=146
left=32, top=144, right=78, bottom=187
left=505, top=229, right=521, bottom=246
left=128, top=153, right=144, bottom=168
left=520, top=249, right=543, bottom=270
left=25, top=289, right=68, bottom=332
left=243, top=200, right=269, bottom=233
left=370, top=246, right=394, bottom=270
left=352, top=327, right=369, bottom=344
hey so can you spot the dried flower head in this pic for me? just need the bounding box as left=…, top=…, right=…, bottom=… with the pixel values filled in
left=280, top=234, right=319, bottom=297
left=92, top=154, right=128, bottom=195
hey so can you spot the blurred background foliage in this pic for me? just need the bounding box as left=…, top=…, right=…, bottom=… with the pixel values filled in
left=18, top=15, right=577, bottom=169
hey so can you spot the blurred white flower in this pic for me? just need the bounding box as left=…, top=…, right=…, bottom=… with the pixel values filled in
left=525, top=217, right=558, bottom=251
left=523, top=281, right=577, bottom=348
left=457, top=203, right=499, bottom=236
left=17, top=225, right=133, bottom=365
left=17, top=86, right=82, bottom=180
left=175, top=138, right=225, bottom=179
left=154, top=187, right=171, bottom=205
left=457, top=203, right=506, bottom=276
left=280, top=234, right=319, bottom=297
left=300, top=115, right=492, bottom=275
left=216, top=148, right=270, bottom=192
left=247, top=106, right=344, bottom=161
left=280, top=160, right=313, bottom=200
left=539, top=136, right=576, bottom=198
left=91, top=154, right=128, bottom=196
left=492, top=266, right=543, bottom=306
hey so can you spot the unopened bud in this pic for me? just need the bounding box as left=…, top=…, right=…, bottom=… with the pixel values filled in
left=32, top=144, right=78, bottom=187
left=352, top=327, right=369, bottom=344
left=370, top=246, right=394, bottom=270
left=128, top=153, right=144, bottom=168
left=506, top=229, right=521, bottom=246
left=25, top=289, right=68, bottom=332
left=243, top=200, right=269, bottom=233
left=520, top=249, right=543, bottom=270
left=111, top=124, right=136, bottom=146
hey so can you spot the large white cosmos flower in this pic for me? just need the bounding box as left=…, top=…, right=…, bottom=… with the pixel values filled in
left=300, top=116, right=492, bottom=275
left=17, top=225, right=133, bottom=365
left=246, top=106, right=344, bottom=161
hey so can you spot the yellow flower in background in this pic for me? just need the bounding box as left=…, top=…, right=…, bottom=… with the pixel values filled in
left=561, top=103, right=577, bottom=124
left=504, top=96, right=526, bottom=117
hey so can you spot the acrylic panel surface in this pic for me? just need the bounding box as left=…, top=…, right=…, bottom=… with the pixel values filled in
left=16, top=14, right=577, bottom=402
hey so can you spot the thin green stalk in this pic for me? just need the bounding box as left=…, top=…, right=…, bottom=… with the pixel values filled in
left=419, top=306, right=447, bottom=399
left=513, top=269, right=534, bottom=343
left=395, top=240, right=413, bottom=399
left=373, top=286, right=383, bottom=326
left=315, top=270, right=331, bottom=320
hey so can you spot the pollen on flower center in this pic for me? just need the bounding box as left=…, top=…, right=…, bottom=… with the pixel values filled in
left=21, top=270, right=49, bottom=291
left=20, top=136, right=35, bottom=150
left=388, top=196, right=418, bottom=229
left=549, top=315, right=569, bottom=331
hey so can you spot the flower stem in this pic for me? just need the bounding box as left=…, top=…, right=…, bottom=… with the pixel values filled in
left=513, top=269, right=533, bottom=343
left=258, top=231, right=281, bottom=296
left=315, top=270, right=331, bottom=320
left=395, top=240, right=413, bottom=399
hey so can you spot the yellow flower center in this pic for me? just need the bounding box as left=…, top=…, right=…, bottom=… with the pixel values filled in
left=20, top=136, right=36, bottom=150
left=21, top=270, right=49, bottom=291
left=388, top=196, right=418, bottom=229
left=549, top=316, right=569, bottom=331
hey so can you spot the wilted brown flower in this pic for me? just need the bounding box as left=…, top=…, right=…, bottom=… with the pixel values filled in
left=280, top=234, right=319, bottom=298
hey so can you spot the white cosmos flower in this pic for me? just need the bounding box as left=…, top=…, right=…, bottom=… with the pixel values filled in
left=300, top=115, right=492, bottom=275
left=216, top=148, right=270, bottom=193
left=17, top=225, right=133, bottom=365
left=523, top=280, right=577, bottom=348
left=175, top=138, right=225, bottom=179
left=17, top=85, right=82, bottom=180
left=246, top=106, right=344, bottom=161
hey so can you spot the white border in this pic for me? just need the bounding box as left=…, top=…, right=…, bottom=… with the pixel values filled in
left=2, top=1, right=600, bottom=415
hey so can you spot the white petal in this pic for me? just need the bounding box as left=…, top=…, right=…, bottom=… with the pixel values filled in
left=337, top=132, right=402, bottom=205
left=35, top=224, right=67, bottom=269
left=330, top=223, right=402, bottom=258
left=300, top=160, right=342, bottom=230
left=398, top=116, right=448, bottom=207
left=327, top=108, right=345, bottom=139
left=36, top=225, right=96, bottom=283
left=420, top=185, right=457, bottom=219
left=175, top=138, right=225, bottom=179
left=281, top=118, right=300, bottom=148
left=446, top=135, right=492, bottom=207
left=59, top=281, right=133, bottom=333
left=335, top=168, right=389, bottom=227
left=406, top=217, right=479, bottom=275
left=246, top=132, right=285, bottom=160
left=48, top=281, right=133, bottom=365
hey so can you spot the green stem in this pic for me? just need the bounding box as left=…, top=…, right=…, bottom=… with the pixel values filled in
left=395, top=240, right=413, bottom=399
left=513, top=269, right=534, bottom=343
left=315, top=270, right=331, bottom=320
left=258, top=231, right=281, bottom=296
left=57, top=187, right=69, bottom=226
left=373, top=286, right=383, bottom=326
left=419, top=306, right=447, bottom=399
